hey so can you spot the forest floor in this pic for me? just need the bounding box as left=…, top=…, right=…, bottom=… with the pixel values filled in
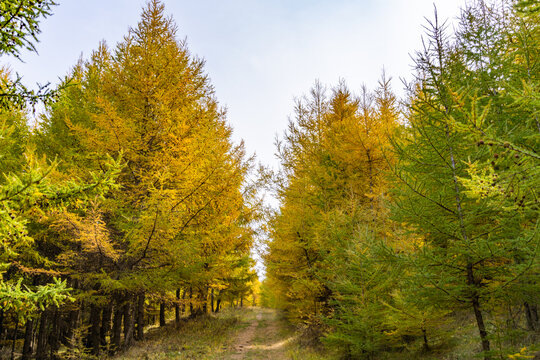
left=103, top=307, right=540, bottom=360
left=113, top=307, right=330, bottom=360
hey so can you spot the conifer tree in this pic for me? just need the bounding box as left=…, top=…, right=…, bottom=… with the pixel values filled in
left=266, top=77, right=400, bottom=358
left=391, top=3, right=539, bottom=357
left=0, top=3, right=122, bottom=357
left=36, top=0, right=257, bottom=354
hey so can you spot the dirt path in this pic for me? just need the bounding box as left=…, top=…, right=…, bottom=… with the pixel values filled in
left=228, top=308, right=296, bottom=360
left=112, top=307, right=309, bottom=360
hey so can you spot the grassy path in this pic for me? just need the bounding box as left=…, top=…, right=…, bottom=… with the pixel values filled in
left=228, top=308, right=296, bottom=359
left=113, top=307, right=329, bottom=360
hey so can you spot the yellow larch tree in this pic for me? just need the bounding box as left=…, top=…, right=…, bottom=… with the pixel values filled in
left=36, top=0, right=257, bottom=354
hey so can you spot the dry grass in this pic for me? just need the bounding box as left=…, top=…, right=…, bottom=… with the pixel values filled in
left=108, top=307, right=335, bottom=360
left=111, top=309, right=243, bottom=360
left=106, top=308, right=540, bottom=360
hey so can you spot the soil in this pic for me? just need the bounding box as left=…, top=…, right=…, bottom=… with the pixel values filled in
left=228, top=308, right=295, bottom=360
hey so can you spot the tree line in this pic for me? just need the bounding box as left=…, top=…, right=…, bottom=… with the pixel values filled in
left=263, top=1, right=539, bottom=359
left=0, top=0, right=259, bottom=358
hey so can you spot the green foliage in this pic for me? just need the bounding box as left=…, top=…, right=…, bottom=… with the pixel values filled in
left=0, top=2, right=260, bottom=356
left=321, top=222, right=395, bottom=357
left=390, top=1, right=540, bottom=357
left=1, top=0, right=538, bottom=358
left=62, top=325, right=98, bottom=360
left=0, top=0, right=60, bottom=109
left=0, top=277, right=73, bottom=318
left=0, top=146, right=120, bottom=319
left=265, top=77, right=401, bottom=358
left=265, top=2, right=540, bottom=360
left=0, top=0, right=56, bottom=57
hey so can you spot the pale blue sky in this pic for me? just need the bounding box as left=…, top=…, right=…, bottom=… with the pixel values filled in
left=4, top=0, right=464, bottom=169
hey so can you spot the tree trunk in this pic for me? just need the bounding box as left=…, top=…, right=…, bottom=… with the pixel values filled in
left=101, top=302, right=113, bottom=349
left=472, top=295, right=491, bottom=360
left=136, top=293, right=145, bottom=340
left=189, top=286, right=193, bottom=317
left=181, top=288, right=186, bottom=315
left=422, top=328, right=430, bottom=352
left=22, top=319, right=34, bottom=360
left=123, top=302, right=130, bottom=342
left=159, top=302, right=166, bottom=327
left=525, top=302, right=537, bottom=331
left=64, top=306, right=80, bottom=348
left=35, top=309, right=50, bottom=360
left=531, top=304, right=539, bottom=328
left=175, top=289, right=181, bottom=323
left=111, top=303, right=123, bottom=354
left=10, top=317, right=18, bottom=360
left=49, top=306, right=62, bottom=359
left=123, top=300, right=136, bottom=349
left=0, top=309, right=5, bottom=346
left=202, top=287, right=208, bottom=314
left=467, top=262, right=491, bottom=359
left=87, top=304, right=101, bottom=355
left=63, top=279, right=81, bottom=347
left=215, top=298, right=221, bottom=313
left=211, top=289, right=214, bottom=313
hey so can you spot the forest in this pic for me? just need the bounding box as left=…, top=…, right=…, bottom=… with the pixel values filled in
left=0, top=0, right=539, bottom=359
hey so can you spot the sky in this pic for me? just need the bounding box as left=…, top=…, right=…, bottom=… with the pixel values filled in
left=3, top=0, right=466, bottom=171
